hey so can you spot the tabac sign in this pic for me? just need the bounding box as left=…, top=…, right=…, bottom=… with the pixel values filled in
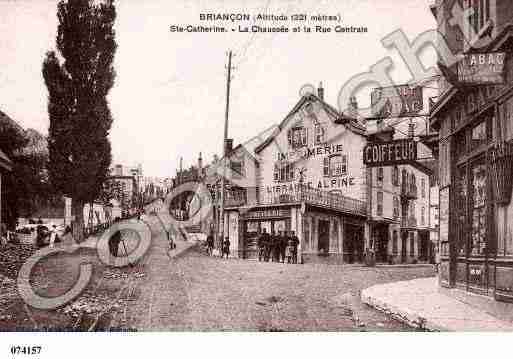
left=457, top=52, right=506, bottom=85
left=370, top=85, right=423, bottom=118
left=363, top=139, right=418, bottom=167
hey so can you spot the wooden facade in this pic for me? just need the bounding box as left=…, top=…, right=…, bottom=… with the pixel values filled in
left=430, top=27, right=513, bottom=302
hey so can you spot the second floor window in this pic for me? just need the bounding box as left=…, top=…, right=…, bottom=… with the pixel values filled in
left=324, top=154, right=347, bottom=177
left=393, top=196, right=400, bottom=218
left=421, top=206, right=426, bottom=226
left=230, top=160, right=243, bottom=178
left=288, top=126, right=307, bottom=149
left=377, top=191, right=383, bottom=216
left=421, top=178, right=426, bottom=198
left=377, top=167, right=384, bottom=186
left=274, top=162, right=294, bottom=183
left=314, top=124, right=325, bottom=145
left=392, top=166, right=399, bottom=186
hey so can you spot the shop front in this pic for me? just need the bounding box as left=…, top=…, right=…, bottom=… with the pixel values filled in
left=431, top=36, right=513, bottom=302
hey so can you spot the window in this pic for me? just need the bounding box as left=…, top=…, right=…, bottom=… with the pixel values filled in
left=314, top=124, right=325, bottom=145
left=410, top=232, right=415, bottom=256
left=392, top=166, right=399, bottom=186
left=410, top=173, right=417, bottom=195
left=465, top=0, right=491, bottom=33
left=470, top=120, right=489, bottom=152
left=377, top=191, right=383, bottom=216
left=288, top=126, right=307, bottom=149
left=421, top=206, right=426, bottom=226
left=273, top=162, right=294, bottom=183
left=324, top=155, right=347, bottom=177
left=421, top=178, right=426, bottom=198
left=470, top=160, right=487, bottom=256
left=392, top=231, right=398, bottom=255
left=393, top=196, right=400, bottom=218
left=230, top=160, right=243, bottom=178
left=377, top=167, right=384, bottom=186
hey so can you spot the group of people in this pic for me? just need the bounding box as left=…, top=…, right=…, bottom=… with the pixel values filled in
left=257, top=229, right=299, bottom=264
left=205, top=233, right=230, bottom=259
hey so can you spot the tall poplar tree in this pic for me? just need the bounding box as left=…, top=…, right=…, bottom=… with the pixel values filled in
left=42, top=0, right=117, bottom=241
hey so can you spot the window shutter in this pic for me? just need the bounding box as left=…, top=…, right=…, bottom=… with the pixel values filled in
left=273, top=163, right=279, bottom=182
left=289, top=163, right=295, bottom=181
left=287, top=129, right=292, bottom=146
left=303, top=127, right=308, bottom=146
left=323, top=157, right=330, bottom=177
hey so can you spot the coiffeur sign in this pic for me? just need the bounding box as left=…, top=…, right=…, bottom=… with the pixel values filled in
left=370, top=85, right=423, bottom=118
left=363, top=139, right=418, bottom=167
left=457, top=52, right=506, bottom=85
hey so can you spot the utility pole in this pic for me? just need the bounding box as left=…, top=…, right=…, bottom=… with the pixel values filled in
left=218, top=50, right=234, bottom=251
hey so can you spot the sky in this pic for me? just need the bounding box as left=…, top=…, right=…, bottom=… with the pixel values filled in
left=0, top=0, right=437, bottom=177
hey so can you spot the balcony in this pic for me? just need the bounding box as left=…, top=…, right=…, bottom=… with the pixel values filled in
left=223, top=184, right=367, bottom=217
left=401, top=182, right=417, bottom=201
left=401, top=216, right=417, bottom=229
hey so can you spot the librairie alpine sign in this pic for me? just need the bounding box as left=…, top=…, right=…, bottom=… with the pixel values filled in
left=363, top=139, right=418, bottom=167
left=457, top=52, right=506, bottom=85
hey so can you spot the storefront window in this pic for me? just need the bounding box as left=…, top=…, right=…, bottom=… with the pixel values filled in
left=456, top=165, right=468, bottom=256
left=409, top=232, right=415, bottom=256
left=392, top=231, right=398, bottom=254
left=393, top=196, right=399, bottom=218
left=470, top=160, right=487, bottom=256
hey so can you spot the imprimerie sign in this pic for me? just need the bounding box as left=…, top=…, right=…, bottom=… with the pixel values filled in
left=457, top=52, right=506, bottom=85
left=363, top=139, right=417, bottom=167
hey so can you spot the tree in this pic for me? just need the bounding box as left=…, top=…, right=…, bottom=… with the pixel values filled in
left=42, top=0, right=117, bottom=241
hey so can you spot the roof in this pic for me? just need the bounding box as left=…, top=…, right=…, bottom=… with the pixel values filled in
left=255, top=93, right=366, bottom=154
left=0, top=149, right=12, bottom=171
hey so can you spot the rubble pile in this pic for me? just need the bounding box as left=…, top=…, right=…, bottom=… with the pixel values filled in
left=0, top=244, right=35, bottom=279
left=59, top=294, right=125, bottom=318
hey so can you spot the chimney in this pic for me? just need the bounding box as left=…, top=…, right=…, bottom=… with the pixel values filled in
left=225, top=138, right=233, bottom=154
left=317, top=82, right=324, bottom=100
left=198, top=152, right=203, bottom=175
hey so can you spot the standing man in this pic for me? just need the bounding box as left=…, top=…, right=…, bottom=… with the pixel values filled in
left=258, top=228, right=268, bottom=262
left=206, top=230, right=215, bottom=256
left=291, top=230, right=300, bottom=264
left=222, top=236, right=230, bottom=259
left=280, top=231, right=288, bottom=263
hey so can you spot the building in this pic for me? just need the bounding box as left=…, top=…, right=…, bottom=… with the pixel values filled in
left=365, top=129, right=433, bottom=264
left=429, top=185, right=440, bottom=256
left=430, top=0, right=513, bottom=301
left=222, top=87, right=368, bottom=263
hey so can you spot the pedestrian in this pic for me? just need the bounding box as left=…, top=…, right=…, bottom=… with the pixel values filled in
left=222, top=236, right=230, bottom=259
left=206, top=231, right=214, bottom=256
left=280, top=231, right=287, bottom=263
left=266, top=231, right=274, bottom=262
left=290, top=230, right=299, bottom=264
left=48, top=225, right=58, bottom=248
left=258, top=228, right=269, bottom=261
left=273, top=231, right=281, bottom=262
left=285, top=231, right=294, bottom=264
left=109, top=217, right=122, bottom=257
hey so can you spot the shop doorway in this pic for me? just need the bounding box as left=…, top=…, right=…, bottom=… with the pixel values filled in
left=344, top=224, right=364, bottom=263
left=401, top=231, right=408, bottom=263
left=419, top=231, right=430, bottom=262
left=374, top=225, right=389, bottom=263
left=318, top=220, right=330, bottom=254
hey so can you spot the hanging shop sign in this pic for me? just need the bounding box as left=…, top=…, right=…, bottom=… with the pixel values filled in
left=363, top=139, right=418, bottom=167
left=242, top=208, right=291, bottom=220
left=457, top=52, right=506, bottom=85
left=370, top=85, right=423, bottom=118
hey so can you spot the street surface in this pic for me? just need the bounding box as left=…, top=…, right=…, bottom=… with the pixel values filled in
left=0, top=216, right=435, bottom=331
